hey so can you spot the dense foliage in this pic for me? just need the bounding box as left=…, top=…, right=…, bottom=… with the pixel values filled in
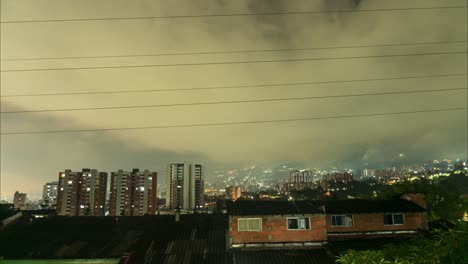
left=337, top=222, right=468, bottom=264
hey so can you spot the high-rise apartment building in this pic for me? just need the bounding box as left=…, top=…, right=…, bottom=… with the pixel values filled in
left=13, top=191, right=27, bottom=209
left=56, top=169, right=107, bottom=216
left=42, top=181, right=58, bottom=207
left=283, top=170, right=318, bottom=192
left=109, top=169, right=158, bottom=216
left=226, top=186, right=241, bottom=201
left=166, top=163, right=204, bottom=210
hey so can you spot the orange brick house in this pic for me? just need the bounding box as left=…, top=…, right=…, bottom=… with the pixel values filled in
left=323, top=193, right=427, bottom=239
left=227, top=194, right=427, bottom=248
left=226, top=200, right=327, bottom=248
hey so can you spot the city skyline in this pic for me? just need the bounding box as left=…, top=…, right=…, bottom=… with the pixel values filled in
left=1, top=0, right=467, bottom=203
left=2, top=156, right=465, bottom=201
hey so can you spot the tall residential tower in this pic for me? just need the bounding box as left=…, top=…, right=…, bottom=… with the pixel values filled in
left=109, top=169, right=158, bottom=216
left=56, top=169, right=107, bottom=216
left=166, top=163, right=204, bottom=210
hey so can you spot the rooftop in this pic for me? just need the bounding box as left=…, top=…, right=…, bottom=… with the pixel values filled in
left=322, top=199, right=425, bottom=214
left=0, top=214, right=339, bottom=263
left=226, top=198, right=425, bottom=216
left=226, top=200, right=324, bottom=216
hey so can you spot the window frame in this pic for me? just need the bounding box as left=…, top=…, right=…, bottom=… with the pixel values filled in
left=331, top=214, right=354, bottom=227
left=384, top=213, right=405, bottom=226
left=286, top=217, right=311, bottom=230
left=238, top=218, right=262, bottom=232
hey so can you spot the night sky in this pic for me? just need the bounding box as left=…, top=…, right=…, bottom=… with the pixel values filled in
left=1, top=0, right=467, bottom=199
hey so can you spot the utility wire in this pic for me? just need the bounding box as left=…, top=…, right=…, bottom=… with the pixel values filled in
left=1, top=5, right=465, bottom=24
left=1, top=107, right=465, bottom=135
left=1, top=73, right=466, bottom=98
left=1, top=87, right=466, bottom=114
left=1, top=51, right=466, bottom=73
left=2, top=40, right=465, bottom=61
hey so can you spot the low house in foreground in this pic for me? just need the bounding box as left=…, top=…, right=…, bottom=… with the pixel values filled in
left=324, top=194, right=427, bottom=239
left=227, top=194, right=427, bottom=248
left=227, top=200, right=327, bottom=248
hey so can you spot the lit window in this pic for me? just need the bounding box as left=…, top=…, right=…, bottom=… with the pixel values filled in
left=238, top=218, right=261, bottom=231
left=86, top=187, right=91, bottom=191
left=331, top=215, right=353, bottom=227
left=287, top=217, right=310, bottom=230
left=80, top=205, right=85, bottom=208
left=384, top=213, right=405, bottom=225
left=140, top=187, right=145, bottom=191
left=67, top=180, right=73, bottom=184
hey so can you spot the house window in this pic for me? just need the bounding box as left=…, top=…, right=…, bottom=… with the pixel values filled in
left=384, top=213, right=404, bottom=225
left=331, top=215, right=353, bottom=227
left=287, top=217, right=310, bottom=230
left=238, top=218, right=261, bottom=231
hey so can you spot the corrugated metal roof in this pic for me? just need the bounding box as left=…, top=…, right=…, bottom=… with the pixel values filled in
left=226, top=200, right=324, bottom=215
left=322, top=199, right=425, bottom=214
left=226, top=199, right=425, bottom=216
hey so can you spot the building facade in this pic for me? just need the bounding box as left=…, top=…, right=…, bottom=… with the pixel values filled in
left=226, top=186, right=242, bottom=201
left=166, top=163, right=204, bottom=210
left=323, top=195, right=427, bottom=239
left=227, top=196, right=427, bottom=248
left=227, top=200, right=327, bottom=248
left=13, top=191, right=27, bottom=209
left=109, top=169, right=158, bottom=216
left=283, top=170, right=318, bottom=192
left=42, top=181, right=58, bottom=208
left=56, top=169, right=108, bottom=216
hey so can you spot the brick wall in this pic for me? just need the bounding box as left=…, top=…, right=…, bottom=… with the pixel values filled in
left=229, top=214, right=327, bottom=245
left=326, top=212, right=425, bottom=234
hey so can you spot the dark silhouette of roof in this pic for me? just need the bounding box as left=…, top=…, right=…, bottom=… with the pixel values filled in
left=0, top=213, right=340, bottom=263
left=226, top=198, right=425, bottom=216
left=232, top=249, right=334, bottom=264
left=0, top=214, right=230, bottom=263
left=226, top=200, right=324, bottom=215
left=323, top=199, right=425, bottom=214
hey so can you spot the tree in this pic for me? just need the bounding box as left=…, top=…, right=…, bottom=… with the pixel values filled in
left=337, top=222, right=468, bottom=264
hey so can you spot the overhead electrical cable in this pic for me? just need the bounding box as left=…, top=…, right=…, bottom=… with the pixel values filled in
left=1, top=87, right=466, bottom=114
left=1, top=51, right=466, bottom=73
left=1, top=5, right=465, bottom=24
left=2, top=108, right=466, bottom=135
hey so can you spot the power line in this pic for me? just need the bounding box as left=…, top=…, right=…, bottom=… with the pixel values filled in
left=1, top=107, right=465, bottom=135
left=1, top=73, right=466, bottom=98
left=1, top=51, right=466, bottom=73
left=2, top=40, right=465, bottom=61
left=2, top=87, right=466, bottom=114
left=1, top=5, right=465, bottom=24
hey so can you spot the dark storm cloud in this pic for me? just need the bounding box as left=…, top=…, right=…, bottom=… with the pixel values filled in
left=1, top=101, right=210, bottom=198
left=246, top=0, right=291, bottom=44
left=1, top=0, right=466, bottom=198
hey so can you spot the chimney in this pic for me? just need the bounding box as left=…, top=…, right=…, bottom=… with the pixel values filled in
left=400, top=193, right=426, bottom=209
left=175, top=207, right=181, bottom=223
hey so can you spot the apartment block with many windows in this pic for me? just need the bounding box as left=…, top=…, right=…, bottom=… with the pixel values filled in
left=109, top=169, right=158, bottom=216
left=56, top=169, right=107, bottom=216
left=166, top=163, right=204, bottom=210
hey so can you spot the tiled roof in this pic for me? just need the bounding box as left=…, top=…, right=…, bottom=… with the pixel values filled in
left=322, top=199, right=425, bottom=214
left=226, top=200, right=324, bottom=216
